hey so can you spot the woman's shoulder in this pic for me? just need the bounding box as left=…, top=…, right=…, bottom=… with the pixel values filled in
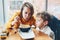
left=14, top=11, right=21, bottom=16
left=31, top=16, right=36, bottom=21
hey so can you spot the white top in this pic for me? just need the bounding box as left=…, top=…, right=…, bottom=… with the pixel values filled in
left=36, top=26, right=55, bottom=40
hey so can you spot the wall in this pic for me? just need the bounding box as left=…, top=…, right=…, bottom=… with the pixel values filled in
left=0, top=0, right=4, bottom=26
left=48, top=0, right=60, bottom=20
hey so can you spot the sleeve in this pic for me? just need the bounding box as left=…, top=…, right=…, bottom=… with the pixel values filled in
left=49, top=31, right=55, bottom=40
left=5, top=12, right=20, bottom=32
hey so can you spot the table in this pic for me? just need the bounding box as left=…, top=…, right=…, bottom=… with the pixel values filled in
left=6, top=29, right=52, bottom=40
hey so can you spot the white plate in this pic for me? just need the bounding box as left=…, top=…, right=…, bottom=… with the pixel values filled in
left=18, top=29, right=35, bottom=39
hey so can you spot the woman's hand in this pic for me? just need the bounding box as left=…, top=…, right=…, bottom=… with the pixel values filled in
left=11, top=16, right=20, bottom=26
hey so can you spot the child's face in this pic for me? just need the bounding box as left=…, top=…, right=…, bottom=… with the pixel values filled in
left=36, top=16, right=48, bottom=28
left=36, top=16, right=44, bottom=28
left=22, top=6, right=31, bottom=21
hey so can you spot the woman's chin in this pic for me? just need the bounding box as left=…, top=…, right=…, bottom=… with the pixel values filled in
left=24, top=18, right=29, bottom=21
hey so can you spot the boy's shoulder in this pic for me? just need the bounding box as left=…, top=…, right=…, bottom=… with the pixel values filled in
left=45, top=26, right=53, bottom=32
left=44, top=26, right=54, bottom=34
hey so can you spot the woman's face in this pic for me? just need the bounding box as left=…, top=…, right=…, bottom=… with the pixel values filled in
left=22, top=6, right=31, bottom=21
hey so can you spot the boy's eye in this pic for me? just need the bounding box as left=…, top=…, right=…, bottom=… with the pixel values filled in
left=38, top=20, right=40, bottom=21
left=36, top=20, right=40, bottom=22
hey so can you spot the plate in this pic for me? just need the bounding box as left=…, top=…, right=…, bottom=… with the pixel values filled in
left=18, top=29, right=35, bottom=39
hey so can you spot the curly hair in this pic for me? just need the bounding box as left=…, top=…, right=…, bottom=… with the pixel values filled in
left=36, top=11, right=51, bottom=22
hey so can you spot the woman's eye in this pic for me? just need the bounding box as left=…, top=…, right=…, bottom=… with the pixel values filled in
left=29, top=13, right=31, bottom=15
left=25, top=12, right=27, bottom=14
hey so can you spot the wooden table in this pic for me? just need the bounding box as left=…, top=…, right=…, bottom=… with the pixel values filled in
left=6, top=29, right=52, bottom=40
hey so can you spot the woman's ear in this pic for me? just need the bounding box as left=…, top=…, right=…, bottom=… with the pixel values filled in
left=44, top=21, right=48, bottom=26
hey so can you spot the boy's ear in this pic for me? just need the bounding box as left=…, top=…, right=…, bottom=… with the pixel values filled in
left=44, top=21, right=48, bottom=26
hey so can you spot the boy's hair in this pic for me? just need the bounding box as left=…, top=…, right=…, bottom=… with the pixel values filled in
left=36, top=11, right=51, bottom=22
left=20, top=2, right=34, bottom=18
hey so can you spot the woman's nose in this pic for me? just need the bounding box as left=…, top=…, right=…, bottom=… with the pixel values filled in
left=26, top=14, right=28, bottom=17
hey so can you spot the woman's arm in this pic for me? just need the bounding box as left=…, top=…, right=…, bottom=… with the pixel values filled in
left=5, top=12, right=20, bottom=32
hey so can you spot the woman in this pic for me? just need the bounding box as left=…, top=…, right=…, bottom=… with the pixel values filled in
left=5, top=2, right=35, bottom=34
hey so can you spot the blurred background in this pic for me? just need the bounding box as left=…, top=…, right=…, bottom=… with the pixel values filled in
left=0, top=0, right=60, bottom=40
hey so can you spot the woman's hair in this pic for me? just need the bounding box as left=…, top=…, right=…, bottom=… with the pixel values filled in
left=20, top=2, right=34, bottom=18
left=36, top=11, right=51, bottom=22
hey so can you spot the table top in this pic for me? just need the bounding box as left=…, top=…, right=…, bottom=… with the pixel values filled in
left=5, top=29, right=52, bottom=40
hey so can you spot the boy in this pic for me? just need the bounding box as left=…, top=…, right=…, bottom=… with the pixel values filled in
left=36, top=12, right=55, bottom=40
